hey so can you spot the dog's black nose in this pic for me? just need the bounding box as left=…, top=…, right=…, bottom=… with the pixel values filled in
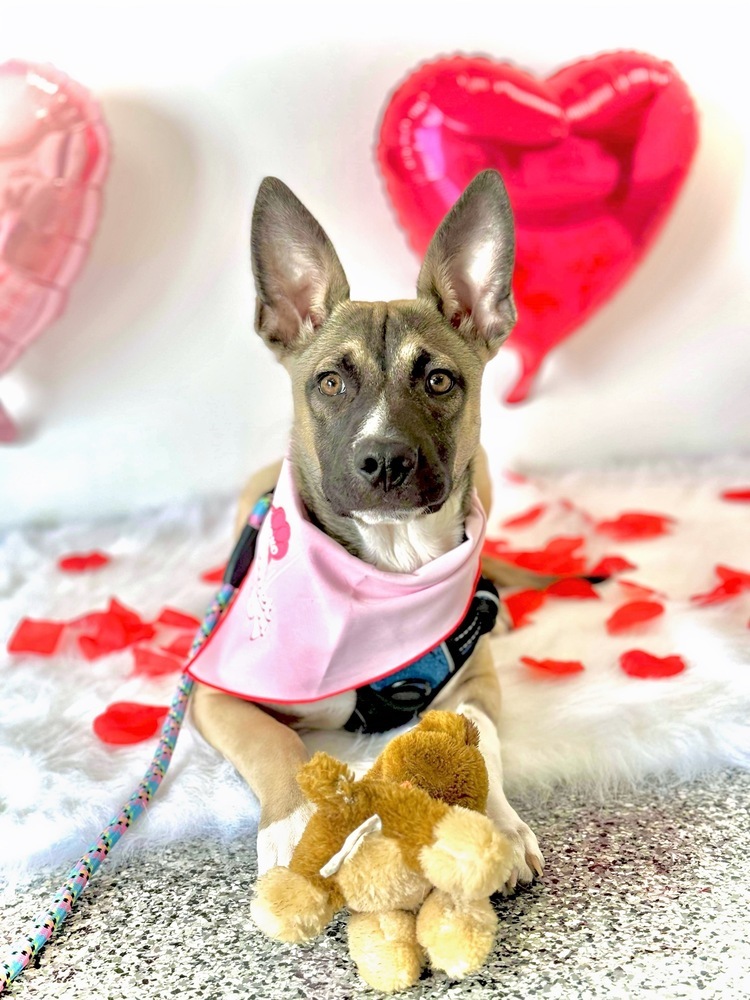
left=356, top=439, right=418, bottom=492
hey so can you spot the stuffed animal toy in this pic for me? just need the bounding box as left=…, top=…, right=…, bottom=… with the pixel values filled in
left=251, top=711, right=513, bottom=992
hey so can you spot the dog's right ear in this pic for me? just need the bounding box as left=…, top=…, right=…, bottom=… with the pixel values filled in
left=251, top=178, right=350, bottom=356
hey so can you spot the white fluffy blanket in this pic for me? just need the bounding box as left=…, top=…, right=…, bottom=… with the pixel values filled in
left=1, top=457, right=749, bottom=879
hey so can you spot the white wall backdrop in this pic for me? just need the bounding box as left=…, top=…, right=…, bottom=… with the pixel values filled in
left=1, top=0, right=748, bottom=526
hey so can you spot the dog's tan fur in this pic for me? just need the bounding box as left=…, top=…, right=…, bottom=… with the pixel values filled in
left=190, top=171, right=544, bottom=888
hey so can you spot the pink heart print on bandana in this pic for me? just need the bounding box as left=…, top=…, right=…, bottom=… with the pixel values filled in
left=246, top=506, right=290, bottom=640
left=268, top=507, right=290, bottom=560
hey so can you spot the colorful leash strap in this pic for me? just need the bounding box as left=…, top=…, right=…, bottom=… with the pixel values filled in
left=0, top=493, right=272, bottom=994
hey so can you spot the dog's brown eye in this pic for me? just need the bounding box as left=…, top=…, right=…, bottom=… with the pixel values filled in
left=426, top=370, right=455, bottom=396
left=318, top=372, right=345, bottom=397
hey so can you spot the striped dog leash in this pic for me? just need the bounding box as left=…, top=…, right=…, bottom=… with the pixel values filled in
left=0, top=493, right=271, bottom=993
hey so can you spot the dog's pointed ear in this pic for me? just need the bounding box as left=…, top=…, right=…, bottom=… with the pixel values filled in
left=251, top=177, right=350, bottom=356
left=417, top=169, right=516, bottom=358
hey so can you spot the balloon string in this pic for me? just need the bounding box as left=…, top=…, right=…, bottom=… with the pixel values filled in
left=0, top=582, right=236, bottom=994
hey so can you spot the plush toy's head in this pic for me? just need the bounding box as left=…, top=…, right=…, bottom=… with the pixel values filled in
left=293, top=751, right=450, bottom=911
left=364, top=710, right=489, bottom=812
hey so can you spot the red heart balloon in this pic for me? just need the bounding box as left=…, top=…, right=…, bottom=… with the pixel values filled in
left=0, top=61, right=110, bottom=441
left=377, top=52, right=698, bottom=402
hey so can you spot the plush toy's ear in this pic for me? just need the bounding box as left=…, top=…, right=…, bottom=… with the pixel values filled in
left=297, top=752, right=355, bottom=805
left=251, top=177, right=351, bottom=357
left=417, top=169, right=516, bottom=359
left=416, top=711, right=481, bottom=748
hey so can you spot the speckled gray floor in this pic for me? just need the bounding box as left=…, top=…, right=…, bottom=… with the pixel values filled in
left=2, top=769, right=750, bottom=1000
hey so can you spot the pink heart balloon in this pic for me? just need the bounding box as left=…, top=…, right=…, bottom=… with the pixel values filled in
left=377, top=52, right=698, bottom=403
left=0, top=61, right=110, bottom=441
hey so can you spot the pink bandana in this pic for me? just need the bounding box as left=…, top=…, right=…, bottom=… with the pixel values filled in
left=186, top=459, right=486, bottom=704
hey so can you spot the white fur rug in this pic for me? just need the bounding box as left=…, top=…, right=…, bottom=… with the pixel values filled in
left=1, top=456, right=749, bottom=880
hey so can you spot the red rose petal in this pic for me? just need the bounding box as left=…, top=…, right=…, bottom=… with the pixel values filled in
left=132, top=646, right=183, bottom=677
left=57, top=551, right=111, bottom=573
left=546, top=578, right=600, bottom=599
left=595, top=512, right=675, bottom=541
left=108, top=599, right=156, bottom=644
left=72, top=599, right=155, bottom=659
left=720, top=488, right=750, bottom=502
left=504, top=589, right=547, bottom=627
left=159, top=633, right=194, bottom=658
left=521, top=656, right=585, bottom=675
left=588, top=555, right=638, bottom=577
left=606, top=600, right=665, bottom=634
left=201, top=566, right=225, bottom=584
left=156, top=608, right=201, bottom=629
left=501, top=504, right=547, bottom=529
left=75, top=613, right=129, bottom=659
left=93, top=702, right=169, bottom=745
left=618, top=579, right=665, bottom=601
left=7, top=618, right=65, bottom=655
left=690, top=579, right=744, bottom=606
left=691, top=565, right=750, bottom=605
left=484, top=536, right=587, bottom=576
left=716, top=565, right=750, bottom=588
left=619, top=650, right=686, bottom=679
left=503, top=471, right=528, bottom=485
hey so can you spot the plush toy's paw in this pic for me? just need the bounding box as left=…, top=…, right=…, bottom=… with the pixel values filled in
left=416, top=889, right=497, bottom=979
left=251, top=866, right=334, bottom=943
left=348, top=911, right=424, bottom=993
left=494, top=816, right=545, bottom=895
left=257, top=800, right=315, bottom=874
left=419, top=807, right=514, bottom=899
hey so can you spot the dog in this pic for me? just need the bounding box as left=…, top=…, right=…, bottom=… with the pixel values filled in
left=188, top=169, right=544, bottom=893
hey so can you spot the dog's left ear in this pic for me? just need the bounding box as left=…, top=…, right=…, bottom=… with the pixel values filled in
left=251, top=177, right=350, bottom=356
left=417, top=169, right=516, bottom=358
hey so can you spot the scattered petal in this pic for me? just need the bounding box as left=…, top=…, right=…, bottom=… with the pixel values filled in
left=588, top=555, right=638, bottom=577
left=716, top=565, right=750, bottom=588
left=521, top=656, right=585, bottom=675
left=484, top=536, right=587, bottom=576
left=503, top=470, right=528, bottom=484
left=57, top=551, right=111, bottom=572
left=75, top=614, right=129, bottom=660
left=595, top=512, right=675, bottom=541
left=504, top=589, right=547, bottom=627
left=7, top=618, right=65, bottom=655
left=501, top=504, right=547, bottom=529
left=690, top=580, right=743, bottom=606
left=606, top=600, right=665, bottom=634
left=691, top=565, right=750, bottom=605
left=618, top=579, right=665, bottom=601
left=546, top=578, right=600, bottom=599
left=200, top=566, right=225, bottom=584
left=72, top=599, right=155, bottom=659
left=159, top=633, right=194, bottom=658
left=93, top=702, right=169, bottom=745
left=156, top=608, right=201, bottom=629
left=720, top=488, right=750, bottom=502
left=132, top=646, right=184, bottom=677
left=619, top=650, right=686, bottom=679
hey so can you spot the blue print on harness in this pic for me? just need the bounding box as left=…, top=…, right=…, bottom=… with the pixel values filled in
left=344, top=579, right=500, bottom=734
left=371, top=643, right=454, bottom=694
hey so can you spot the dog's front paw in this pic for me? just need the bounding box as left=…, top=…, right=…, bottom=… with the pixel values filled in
left=494, top=816, right=545, bottom=894
left=257, top=800, right=315, bottom=874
